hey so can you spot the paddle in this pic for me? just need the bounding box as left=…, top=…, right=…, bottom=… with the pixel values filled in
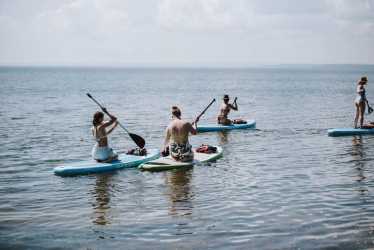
left=232, top=97, right=238, bottom=109
left=162, top=98, right=216, bottom=157
left=193, top=98, right=216, bottom=125
left=87, top=93, right=146, bottom=149
left=367, top=100, right=373, bottom=114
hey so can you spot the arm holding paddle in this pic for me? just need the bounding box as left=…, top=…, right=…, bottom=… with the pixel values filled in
left=191, top=114, right=202, bottom=134
left=192, top=98, right=216, bottom=130
left=190, top=117, right=199, bottom=135
left=230, top=97, right=238, bottom=111
left=101, top=109, right=118, bottom=129
left=192, top=98, right=216, bottom=133
left=106, top=121, right=118, bottom=135
left=163, top=127, right=171, bottom=152
left=87, top=93, right=146, bottom=148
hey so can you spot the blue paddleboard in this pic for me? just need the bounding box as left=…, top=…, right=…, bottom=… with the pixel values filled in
left=54, top=149, right=160, bottom=176
left=197, top=120, right=256, bottom=133
left=328, top=128, right=374, bottom=137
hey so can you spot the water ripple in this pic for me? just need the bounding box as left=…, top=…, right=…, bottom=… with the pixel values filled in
left=1, top=66, right=374, bottom=249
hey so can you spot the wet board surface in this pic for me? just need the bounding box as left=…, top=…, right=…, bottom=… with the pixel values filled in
left=328, top=128, right=374, bottom=137
left=54, top=149, right=160, bottom=176
left=197, top=120, right=256, bottom=132
left=138, top=146, right=223, bottom=171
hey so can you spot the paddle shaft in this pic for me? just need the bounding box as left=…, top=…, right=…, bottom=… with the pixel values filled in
left=87, top=94, right=131, bottom=133
left=87, top=93, right=146, bottom=149
left=367, top=100, right=373, bottom=114
left=194, top=98, right=216, bottom=122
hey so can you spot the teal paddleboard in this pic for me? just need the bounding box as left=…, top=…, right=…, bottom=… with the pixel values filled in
left=138, top=146, right=223, bottom=171
left=197, top=120, right=256, bottom=132
left=54, top=149, right=160, bottom=176
left=328, top=128, right=374, bottom=137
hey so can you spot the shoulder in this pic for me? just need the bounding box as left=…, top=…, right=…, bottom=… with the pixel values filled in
left=166, top=122, right=173, bottom=129
left=180, top=119, right=188, bottom=125
left=167, top=120, right=177, bottom=128
left=182, top=120, right=192, bottom=127
left=97, top=124, right=106, bottom=130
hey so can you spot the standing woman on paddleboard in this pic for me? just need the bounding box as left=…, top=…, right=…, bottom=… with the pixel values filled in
left=92, top=110, right=119, bottom=162
left=354, top=76, right=368, bottom=128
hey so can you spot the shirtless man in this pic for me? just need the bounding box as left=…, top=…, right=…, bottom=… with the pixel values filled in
left=163, top=106, right=199, bottom=162
left=217, top=94, right=238, bottom=125
left=91, top=109, right=119, bottom=162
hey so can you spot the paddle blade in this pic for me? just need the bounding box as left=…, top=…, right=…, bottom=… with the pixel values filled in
left=129, top=133, right=146, bottom=148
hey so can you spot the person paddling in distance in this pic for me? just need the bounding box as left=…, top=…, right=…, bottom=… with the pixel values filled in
left=354, top=76, right=368, bottom=128
left=162, top=106, right=199, bottom=162
left=92, top=110, right=119, bottom=162
left=217, top=94, right=238, bottom=125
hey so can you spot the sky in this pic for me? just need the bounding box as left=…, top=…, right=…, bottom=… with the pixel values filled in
left=0, top=0, right=373, bottom=66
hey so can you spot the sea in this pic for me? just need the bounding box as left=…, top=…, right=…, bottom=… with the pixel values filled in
left=1, top=65, right=374, bottom=250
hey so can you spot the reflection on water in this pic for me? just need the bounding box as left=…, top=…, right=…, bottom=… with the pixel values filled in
left=164, top=169, right=194, bottom=217
left=351, top=136, right=365, bottom=174
left=350, top=136, right=368, bottom=194
left=217, top=131, right=229, bottom=145
left=4, top=66, right=374, bottom=249
left=91, top=174, right=113, bottom=226
left=351, top=136, right=364, bottom=160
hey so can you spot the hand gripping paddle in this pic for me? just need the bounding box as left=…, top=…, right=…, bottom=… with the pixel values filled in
left=87, top=93, right=146, bottom=148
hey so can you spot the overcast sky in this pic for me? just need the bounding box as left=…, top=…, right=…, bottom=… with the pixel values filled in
left=0, top=0, right=373, bottom=66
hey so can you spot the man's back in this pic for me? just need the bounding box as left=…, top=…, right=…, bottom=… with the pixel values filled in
left=168, top=119, right=192, bottom=145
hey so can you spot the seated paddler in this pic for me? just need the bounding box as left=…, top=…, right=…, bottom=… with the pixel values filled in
left=162, top=106, right=199, bottom=162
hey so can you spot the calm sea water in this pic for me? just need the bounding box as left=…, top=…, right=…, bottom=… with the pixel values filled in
left=1, top=65, right=374, bottom=250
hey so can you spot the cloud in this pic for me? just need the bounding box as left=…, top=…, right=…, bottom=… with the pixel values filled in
left=35, top=0, right=129, bottom=38
left=157, top=0, right=374, bottom=35
left=326, top=0, right=374, bottom=34
left=157, top=0, right=252, bottom=31
left=327, top=0, right=374, bottom=20
left=0, top=0, right=373, bottom=65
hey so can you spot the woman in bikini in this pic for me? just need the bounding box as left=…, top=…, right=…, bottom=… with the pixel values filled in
left=354, top=76, right=368, bottom=128
left=91, top=110, right=119, bottom=162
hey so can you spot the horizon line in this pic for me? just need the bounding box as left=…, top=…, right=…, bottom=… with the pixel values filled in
left=0, top=63, right=373, bottom=69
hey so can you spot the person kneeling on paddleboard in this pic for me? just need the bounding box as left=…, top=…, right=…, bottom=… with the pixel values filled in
left=162, top=106, right=199, bottom=162
left=217, top=94, right=239, bottom=125
left=91, top=110, right=119, bottom=162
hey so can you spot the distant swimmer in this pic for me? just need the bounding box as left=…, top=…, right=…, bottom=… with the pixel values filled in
left=163, top=106, right=199, bottom=162
left=354, top=76, right=368, bottom=128
left=91, top=110, right=119, bottom=162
